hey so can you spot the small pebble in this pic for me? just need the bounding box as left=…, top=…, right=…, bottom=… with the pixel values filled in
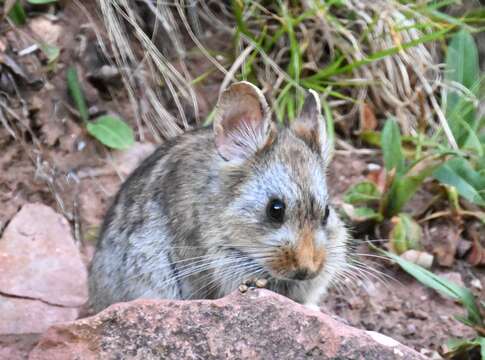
left=255, top=278, right=268, bottom=288
left=239, top=284, right=248, bottom=293
left=470, top=278, right=482, bottom=290
left=367, top=163, right=381, bottom=171
left=404, top=323, right=416, bottom=336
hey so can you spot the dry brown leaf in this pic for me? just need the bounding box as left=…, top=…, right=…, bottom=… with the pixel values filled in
left=467, top=238, right=485, bottom=267
left=358, top=103, right=378, bottom=133
left=427, top=220, right=461, bottom=267
left=367, top=168, right=387, bottom=193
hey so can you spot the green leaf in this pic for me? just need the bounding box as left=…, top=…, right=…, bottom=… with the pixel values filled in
left=389, top=213, right=422, bottom=255
left=382, top=153, right=447, bottom=217
left=39, top=43, right=60, bottom=65
left=445, top=337, right=485, bottom=359
left=344, top=181, right=381, bottom=206
left=445, top=29, right=480, bottom=144
left=360, top=131, right=381, bottom=147
left=280, top=2, right=301, bottom=82
left=381, top=118, right=405, bottom=175
left=446, top=29, right=479, bottom=96
left=382, top=250, right=482, bottom=325
left=66, top=66, right=89, bottom=122
left=383, top=177, right=419, bottom=217
left=342, top=205, right=383, bottom=223
left=481, top=337, right=485, bottom=360
left=7, top=1, right=27, bottom=25
left=461, top=118, right=484, bottom=157
left=434, top=157, right=485, bottom=206
left=86, top=115, right=134, bottom=150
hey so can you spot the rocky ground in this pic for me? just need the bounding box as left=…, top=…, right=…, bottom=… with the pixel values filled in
left=0, top=1, right=484, bottom=359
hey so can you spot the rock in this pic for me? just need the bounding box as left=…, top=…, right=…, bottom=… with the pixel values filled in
left=0, top=203, right=88, bottom=356
left=0, top=203, right=88, bottom=307
left=0, top=295, right=78, bottom=335
left=30, top=289, right=425, bottom=360
left=0, top=334, right=40, bottom=360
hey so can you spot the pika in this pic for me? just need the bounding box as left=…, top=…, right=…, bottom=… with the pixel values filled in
left=88, top=82, right=348, bottom=313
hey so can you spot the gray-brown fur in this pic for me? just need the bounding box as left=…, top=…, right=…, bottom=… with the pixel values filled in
left=89, top=82, right=348, bottom=313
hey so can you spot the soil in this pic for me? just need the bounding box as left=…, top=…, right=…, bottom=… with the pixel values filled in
left=0, top=1, right=483, bottom=358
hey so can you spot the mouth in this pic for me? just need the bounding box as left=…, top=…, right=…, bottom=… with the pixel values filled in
left=224, top=248, right=318, bottom=283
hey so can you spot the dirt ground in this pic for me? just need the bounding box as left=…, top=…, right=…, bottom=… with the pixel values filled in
left=0, top=1, right=484, bottom=358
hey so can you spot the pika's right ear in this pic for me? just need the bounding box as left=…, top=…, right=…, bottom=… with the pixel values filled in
left=213, top=81, right=274, bottom=162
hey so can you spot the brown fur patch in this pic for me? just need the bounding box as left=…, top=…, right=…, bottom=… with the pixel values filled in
left=295, top=224, right=326, bottom=274
left=270, top=247, right=297, bottom=275
left=271, top=225, right=326, bottom=278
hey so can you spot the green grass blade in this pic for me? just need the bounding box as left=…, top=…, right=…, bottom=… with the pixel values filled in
left=382, top=250, right=482, bottom=325
left=66, top=66, right=89, bottom=122
left=8, top=1, right=27, bottom=25
left=321, top=98, right=335, bottom=153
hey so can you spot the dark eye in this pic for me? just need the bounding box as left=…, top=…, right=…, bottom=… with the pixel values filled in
left=322, top=205, right=330, bottom=226
left=266, top=198, right=285, bottom=223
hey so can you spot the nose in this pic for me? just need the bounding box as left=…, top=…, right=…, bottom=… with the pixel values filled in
left=293, top=268, right=310, bottom=281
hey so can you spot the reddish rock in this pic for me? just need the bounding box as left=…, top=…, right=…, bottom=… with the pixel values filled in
left=30, top=289, right=425, bottom=360
left=0, top=295, right=78, bottom=335
left=0, top=203, right=88, bottom=307
left=0, top=203, right=87, bottom=357
left=0, top=334, right=40, bottom=360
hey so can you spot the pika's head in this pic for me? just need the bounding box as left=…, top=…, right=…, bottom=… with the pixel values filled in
left=213, top=82, right=347, bottom=282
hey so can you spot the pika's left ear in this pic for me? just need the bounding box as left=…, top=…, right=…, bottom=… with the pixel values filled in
left=291, top=90, right=329, bottom=160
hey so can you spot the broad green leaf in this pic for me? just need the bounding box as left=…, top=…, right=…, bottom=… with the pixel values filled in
left=86, top=115, right=134, bottom=150
left=342, top=205, right=383, bottom=223
left=446, top=29, right=479, bottom=96
left=353, top=207, right=382, bottom=222
left=343, top=181, right=381, bottom=206
left=66, top=67, right=89, bottom=122
left=445, top=29, right=479, bottom=143
left=434, top=157, right=485, bottom=206
left=383, top=250, right=482, bottom=325
left=445, top=337, right=485, bottom=359
left=39, top=43, right=60, bottom=65
left=381, top=119, right=405, bottom=175
left=389, top=213, right=422, bottom=255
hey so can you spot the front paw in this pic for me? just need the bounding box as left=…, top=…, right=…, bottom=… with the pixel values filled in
left=239, top=277, right=268, bottom=293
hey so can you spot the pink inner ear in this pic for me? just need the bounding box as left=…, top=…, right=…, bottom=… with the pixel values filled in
left=215, top=111, right=268, bottom=161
